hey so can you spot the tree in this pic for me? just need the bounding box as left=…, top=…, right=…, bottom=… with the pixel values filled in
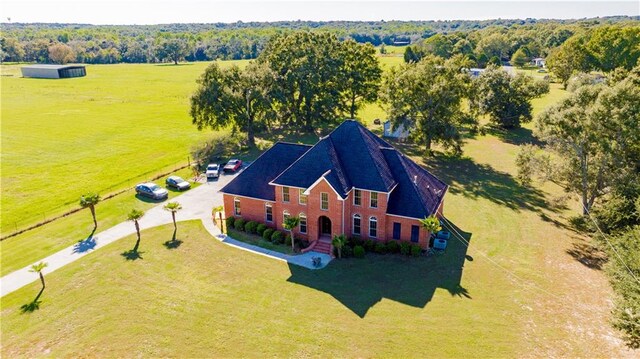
left=381, top=55, right=472, bottom=154
left=30, top=262, right=48, bottom=293
left=420, top=215, right=442, bottom=235
left=339, top=40, right=382, bottom=118
left=546, top=34, right=594, bottom=88
left=79, top=192, right=101, bottom=230
left=258, top=31, right=345, bottom=131
left=511, top=48, right=529, bottom=67
left=1, top=37, right=25, bottom=62
left=156, top=38, right=188, bottom=65
left=420, top=34, right=454, bottom=58
left=163, top=202, right=183, bottom=230
left=587, top=26, right=640, bottom=72
left=127, top=209, right=145, bottom=245
left=48, top=42, right=76, bottom=64
left=332, top=234, right=347, bottom=259
left=531, top=73, right=640, bottom=215
left=212, top=205, right=225, bottom=233
left=190, top=61, right=273, bottom=147
left=474, top=66, right=549, bottom=128
left=283, top=215, right=300, bottom=252
left=476, top=33, right=509, bottom=60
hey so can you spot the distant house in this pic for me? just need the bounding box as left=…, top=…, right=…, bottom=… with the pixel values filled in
left=532, top=58, right=546, bottom=67
left=21, top=64, right=86, bottom=79
left=383, top=120, right=411, bottom=140
left=469, top=68, right=485, bottom=78
left=221, top=120, right=448, bottom=254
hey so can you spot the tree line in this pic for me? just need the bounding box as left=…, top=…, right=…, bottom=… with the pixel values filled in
left=1, top=16, right=636, bottom=64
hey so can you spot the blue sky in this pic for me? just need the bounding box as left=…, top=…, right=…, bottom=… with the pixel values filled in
left=3, top=1, right=639, bottom=25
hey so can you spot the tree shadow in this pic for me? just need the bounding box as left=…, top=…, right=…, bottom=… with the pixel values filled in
left=423, top=154, right=552, bottom=213
left=566, top=238, right=608, bottom=270
left=20, top=287, right=45, bottom=314
left=121, top=238, right=143, bottom=260
left=484, top=126, right=543, bottom=146
left=135, top=194, right=167, bottom=203
left=163, top=229, right=183, bottom=249
left=72, top=228, right=97, bottom=254
left=286, top=220, right=472, bottom=318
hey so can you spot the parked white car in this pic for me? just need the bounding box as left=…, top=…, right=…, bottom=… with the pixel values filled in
left=206, top=163, right=221, bottom=179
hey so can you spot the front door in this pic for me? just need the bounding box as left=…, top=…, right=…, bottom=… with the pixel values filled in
left=319, top=216, right=332, bottom=236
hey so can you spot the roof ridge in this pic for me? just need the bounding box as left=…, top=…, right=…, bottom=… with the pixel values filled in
left=356, top=125, right=397, bottom=191
left=324, top=135, right=351, bottom=194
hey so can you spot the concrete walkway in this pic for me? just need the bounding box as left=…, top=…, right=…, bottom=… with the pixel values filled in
left=1, top=171, right=331, bottom=297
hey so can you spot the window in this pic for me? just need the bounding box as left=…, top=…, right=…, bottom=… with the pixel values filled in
left=353, top=214, right=361, bottom=235
left=299, top=213, right=307, bottom=233
left=411, top=225, right=420, bottom=243
left=265, top=203, right=273, bottom=222
left=353, top=189, right=362, bottom=206
left=321, top=192, right=329, bottom=210
left=370, top=192, right=378, bottom=208
left=299, top=189, right=307, bottom=205
left=283, top=210, right=290, bottom=222
left=393, top=222, right=401, bottom=240
left=282, top=187, right=290, bottom=202
left=234, top=197, right=241, bottom=216
left=369, top=217, right=377, bottom=238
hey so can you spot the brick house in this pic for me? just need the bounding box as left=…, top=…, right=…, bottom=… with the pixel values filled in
left=221, top=120, right=448, bottom=254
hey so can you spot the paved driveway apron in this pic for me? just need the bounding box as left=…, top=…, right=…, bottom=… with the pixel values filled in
left=0, top=173, right=237, bottom=297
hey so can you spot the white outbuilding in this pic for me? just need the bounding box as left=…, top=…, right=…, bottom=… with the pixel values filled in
left=21, top=64, right=86, bottom=79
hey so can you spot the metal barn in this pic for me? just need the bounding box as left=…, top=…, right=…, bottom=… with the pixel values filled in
left=21, top=64, right=86, bottom=79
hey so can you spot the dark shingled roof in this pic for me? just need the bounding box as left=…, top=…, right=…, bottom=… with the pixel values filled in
left=224, top=120, right=448, bottom=218
left=220, top=142, right=312, bottom=200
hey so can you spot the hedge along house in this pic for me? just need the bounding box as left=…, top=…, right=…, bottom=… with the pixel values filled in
left=21, top=64, right=86, bottom=79
left=220, top=120, right=448, bottom=254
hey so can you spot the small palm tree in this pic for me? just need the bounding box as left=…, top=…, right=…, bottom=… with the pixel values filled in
left=212, top=205, right=224, bottom=232
left=30, top=262, right=48, bottom=292
left=283, top=216, right=300, bottom=251
left=420, top=215, right=442, bottom=237
left=163, top=202, right=183, bottom=230
left=127, top=209, right=145, bottom=243
left=79, top=192, right=101, bottom=229
left=332, top=234, right=347, bottom=259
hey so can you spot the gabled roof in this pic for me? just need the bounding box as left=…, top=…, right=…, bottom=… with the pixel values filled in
left=271, top=120, right=397, bottom=197
left=382, top=149, right=448, bottom=218
left=220, top=142, right=311, bottom=201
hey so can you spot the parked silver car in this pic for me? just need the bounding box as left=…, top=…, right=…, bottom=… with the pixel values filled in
left=135, top=182, right=169, bottom=200
left=165, top=176, right=191, bottom=191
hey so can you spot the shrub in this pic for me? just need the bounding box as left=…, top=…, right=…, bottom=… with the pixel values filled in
left=262, top=228, right=274, bottom=241
left=256, top=224, right=267, bottom=236
left=285, top=234, right=292, bottom=246
left=225, top=216, right=235, bottom=229
left=234, top=218, right=246, bottom=231
left=271, top=230, right=284, bottom=244
left=386, top=240, right=400, bottom=253
left=400, top=241, right=412, bottom=255
left=364, top=239, right=376, bottom=252
left=354, top=245, right=365, bottom=258
left=244, top=221, right=258, bottom=234
left=349, top=236, right=364, bottom=247
left=298, top=239, right=310, bottom=250
left=411, top=244, right=422, bottom=257
left=375, top=241, right=387, bottom=254
left=342, top=245, right=354, bottom=258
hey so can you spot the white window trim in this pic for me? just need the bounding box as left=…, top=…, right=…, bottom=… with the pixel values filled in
left=369, top=192, right=379, bottom=209
left=320, top=192, right=329, bottom=211
left=298, top=188, right=307, bottom=205
left=353, top=189, right=362, bottom=206
left=234, top=197, right=241, bottom=216
left=265, top=203, right=273, bottom=222
left=352, top=214, right=361, bottom=235
left=299, top=213, right=307, bottom=234
left=369, top=216, right=378, bottom=238
left=282, top=186, right=290, bottom=203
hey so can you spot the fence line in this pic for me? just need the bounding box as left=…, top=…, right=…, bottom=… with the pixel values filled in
left=1, top=158, right=191, bottom=241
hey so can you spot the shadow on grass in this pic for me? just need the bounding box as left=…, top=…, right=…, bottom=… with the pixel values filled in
left=20, top=287, right=44, bottom=314
left=287, top=220, right=472, bottom=318
left=484, top=126, right=543, bottom=146
left=135, top=194, right=167, bottom=204
left=163, top=229, right=183, bottom=249
left=121, top=238, right=143, bottom=260
left=155, top=63, right=194, bottom=67
left=72, top=228, right=97, bottom=254
left=422, top=153, right=551, bottom=213
left=566, top=238, right=608, bottom=270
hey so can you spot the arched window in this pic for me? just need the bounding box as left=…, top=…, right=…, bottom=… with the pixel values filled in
left=234, top=197, right=241, bottom=216
left=265, top=203, right=273, bottom=222
left=369, top=216, right=377, bottom=238
left=353, top=214, right=361, bottom=235
left=299, top=213, right=307, bottom=234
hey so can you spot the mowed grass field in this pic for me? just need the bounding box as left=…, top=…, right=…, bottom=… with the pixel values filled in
left=2, top=59, right=635, bottom=356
